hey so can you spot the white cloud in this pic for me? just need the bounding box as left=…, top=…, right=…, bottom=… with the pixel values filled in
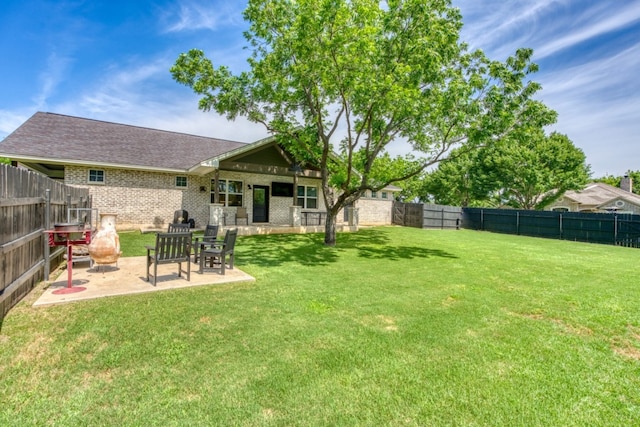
left=535, top=2, right=640, bottom=59
left=0, top=109, right=32, bottom=139
left=33, top=51, right=73, bottom=111
left=162, top=0, right=245, bottom=33
left=455, top=0, right=640, bottom=61
left=541, top=41, right=640, bottom=98
left=539, top=42, right=640, bottom=177
left=140, top=103, right=267, bottom=142
left=48, top=51, right=267, bottom=143
left=453, top=0, right=640, bottom=177
left=0, top=51, right=73, bottom=138
left=454, top=0, right=566, bottom=57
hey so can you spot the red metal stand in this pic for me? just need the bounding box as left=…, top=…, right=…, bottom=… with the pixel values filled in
left=45, top=228, right=92, bottom=294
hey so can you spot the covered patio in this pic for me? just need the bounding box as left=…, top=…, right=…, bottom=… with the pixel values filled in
left=140, top=223, right=357, bottom=236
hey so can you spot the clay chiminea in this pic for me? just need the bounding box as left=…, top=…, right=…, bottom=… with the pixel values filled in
left=88, top=213, right=121, bottom=266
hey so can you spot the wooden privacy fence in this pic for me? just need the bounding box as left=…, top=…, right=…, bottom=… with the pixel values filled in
left=462, top=207, right=640, bottom=247
left=1, top=164, right=90, bottom=319
left=393, top=202, right=462, bottom=229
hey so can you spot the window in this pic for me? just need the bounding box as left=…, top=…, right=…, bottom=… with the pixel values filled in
left=211, top=179, right=243, bottom=206
left=371, top=191, right=377, bottom=198
left=297, top=185, right=318, bottom=209
left=175, top=176, right=188, bottom=188
left=88, top=169, right=104, bottom=184
left=381, top=191, right=388, bottom=199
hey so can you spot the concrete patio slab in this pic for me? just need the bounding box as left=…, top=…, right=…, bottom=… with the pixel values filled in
left=34, top=256, right=255, bottom=307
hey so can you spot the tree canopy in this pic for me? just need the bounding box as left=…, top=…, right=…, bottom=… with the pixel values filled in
left=415, top=129, right=591, bottom=209
left=594, top=170, right=640, bottom=194
left=171, top=0, right=557, bottom=245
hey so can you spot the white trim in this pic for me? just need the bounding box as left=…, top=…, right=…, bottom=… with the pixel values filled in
left=297, top=185, right=318, bottom=209
left=88, top=169, right=105, bottom=184
left=175, top=176, right=188, bottom=188
left=201, top=135, right=277, bottom=166
left=0, top=154, right=188, bottom=174
left=212, top=178, right=245, bottom=207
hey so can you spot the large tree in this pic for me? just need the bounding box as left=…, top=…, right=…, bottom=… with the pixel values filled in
left=419, top=129, right=591, bottom=209
left=171, top=0, right=556, bottom=245
left=416, top=148, right=489, bottom=207
left=477, top=130, right=590, bottom=209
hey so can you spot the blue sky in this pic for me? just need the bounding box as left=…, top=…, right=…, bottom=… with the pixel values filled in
left=1, top=0, right=639, bottom=177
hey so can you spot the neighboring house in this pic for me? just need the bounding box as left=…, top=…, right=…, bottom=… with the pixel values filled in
left=546, top=179, right=640, bottom=214
left=0, top=112, right=397, bottom=230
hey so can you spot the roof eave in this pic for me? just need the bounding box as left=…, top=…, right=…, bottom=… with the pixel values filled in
left=201, top=134, right=278, bottom=166
left=0, top=154, right=187, bottom=174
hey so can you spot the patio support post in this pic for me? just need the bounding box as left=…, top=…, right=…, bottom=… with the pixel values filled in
left=209, top=204, right=225, bottom=226
left=44, top=189, right=51, bottom=281
left=214, top=169, right=220, bottom=204
left=347, top=206, right=359, bottom=227
left=292, top=172, right=298, bottom=207
left=290, top=205, right=301, bottom=227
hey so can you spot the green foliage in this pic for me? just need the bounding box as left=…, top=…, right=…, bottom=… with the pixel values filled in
left=420, top=148, right=492, bottom=207
left=594, top=170, right=640, bottom=193
left=4, top=228, right=640, bottom=425
left=0, top=157, right=10, bottom=165
left=475, top=130, right=591, bottom=209
left=594, top=174, right=621, bottom=187
left=172, top=0, right=556, bottom=244
left=417, top=129, right=591, bottom=209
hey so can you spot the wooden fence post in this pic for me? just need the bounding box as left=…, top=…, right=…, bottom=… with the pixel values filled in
left=44, top=189, right=51, bottom=281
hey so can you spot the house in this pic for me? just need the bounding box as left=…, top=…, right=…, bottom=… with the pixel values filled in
left=546, top=178, right=640, bottom=214
left=0, top=112, right=398, bottom=230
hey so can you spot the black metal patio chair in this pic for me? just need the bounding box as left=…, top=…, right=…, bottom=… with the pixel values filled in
left=199, top=228, right=237, bottom=275
left=193, top=224, right=219, bottom=263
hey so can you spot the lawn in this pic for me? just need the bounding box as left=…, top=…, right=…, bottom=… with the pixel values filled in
left=2, top=227, right=640, bottom=425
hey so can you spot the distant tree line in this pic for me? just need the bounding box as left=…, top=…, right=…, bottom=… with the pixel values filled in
left=400, top=129, right=591, bottom=210
left=593, top=171, right=640, bottom=194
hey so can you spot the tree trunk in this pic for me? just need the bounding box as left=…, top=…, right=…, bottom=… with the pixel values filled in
left=324, top=210, right=337, bottom=246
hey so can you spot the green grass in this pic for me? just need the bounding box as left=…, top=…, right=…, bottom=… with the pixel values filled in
left=2, top=227, right=640, bottom=425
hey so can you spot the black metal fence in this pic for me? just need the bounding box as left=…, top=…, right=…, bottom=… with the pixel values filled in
left=462, top=208, right=640, bottom=247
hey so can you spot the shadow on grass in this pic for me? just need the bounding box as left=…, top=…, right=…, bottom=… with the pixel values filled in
left=355, top=245, right=458, bottom=260
left=238, top=232, right=338, bottom=267
left=238, top=228, right=457, bottom=267
left=337, top=228, right=458, bottom=260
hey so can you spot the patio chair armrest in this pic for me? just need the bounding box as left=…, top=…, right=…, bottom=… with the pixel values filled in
left=193, top=236, right=216, bottom=243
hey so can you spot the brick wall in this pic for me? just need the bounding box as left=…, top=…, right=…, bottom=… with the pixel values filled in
left=66, top=166, right=394, bottom=229
left=65, top=166, right=332, bottom=229
left=66, top=166, right=211, bottom=229
left=356, top=197, right=394, bottom=225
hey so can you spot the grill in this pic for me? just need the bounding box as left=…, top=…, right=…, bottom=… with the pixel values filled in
left=45, top=223, right=93, bottom=294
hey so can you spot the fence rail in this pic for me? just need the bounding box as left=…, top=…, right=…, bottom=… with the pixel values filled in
left=1, top=164, right=90, bottom=320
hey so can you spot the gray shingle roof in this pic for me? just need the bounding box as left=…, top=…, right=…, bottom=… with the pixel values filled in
left=0, top=112, right=248, bottom=171
left=563, top=182, right=640, bottom=207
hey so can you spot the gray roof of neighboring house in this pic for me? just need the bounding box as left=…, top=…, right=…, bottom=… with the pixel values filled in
left=562, top=182, right=640, bottom=207
left=0, top=112, right=248, bottom=171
